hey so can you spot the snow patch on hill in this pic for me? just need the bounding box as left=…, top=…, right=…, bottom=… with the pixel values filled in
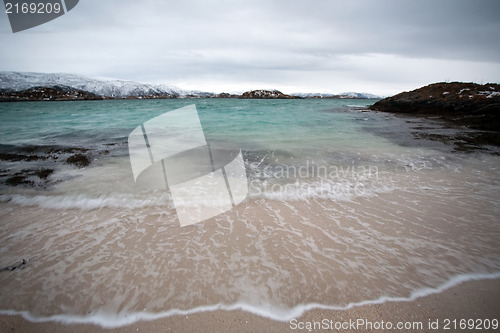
left=0, top=72, right=186, bottom=98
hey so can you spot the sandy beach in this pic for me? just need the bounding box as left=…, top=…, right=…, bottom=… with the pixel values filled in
left=1, top=277, right=498, bottom=332
left=2, top=0, right=500, bottom=329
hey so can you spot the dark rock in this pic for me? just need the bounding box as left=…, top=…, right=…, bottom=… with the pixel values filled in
left=370, top=82, right=500, bottom=146
left=0, top=152, right=48, bottom=162
left=46, top=146, right=89, bottom=154
left=35, top=168, right=54, bottom=179
left=4, top=168, right=54, bottom=187
left=216, top=92, right=240, bottom=98
left=66, top=153, right=91, bottom=168
left=6, top=175, right=32, bottom=186
left=1, top=258, right=30, bottom=272
left=370, top=82, right=500, bottom=119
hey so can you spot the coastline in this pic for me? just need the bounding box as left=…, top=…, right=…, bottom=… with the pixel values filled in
left=1, top=277, right=498, bottom=332
left=1, top=98, right=500, bottom=332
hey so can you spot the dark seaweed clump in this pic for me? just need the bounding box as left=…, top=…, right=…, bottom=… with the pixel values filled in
left=5, top=168, right=54, bottom=187
left=66, top=153, right=91, bottom=168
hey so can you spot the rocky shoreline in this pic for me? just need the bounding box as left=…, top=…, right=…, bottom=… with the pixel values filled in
left=0, top=87, right=379, bottom=102
left=370, top=82, right=500, bottom=148
left=0, top=144, right=109, bottom=188
left=370, top=82, right=500, bottom=129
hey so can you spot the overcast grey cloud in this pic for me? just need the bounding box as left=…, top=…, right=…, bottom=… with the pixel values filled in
left=1, top=0, right=499, bottom=95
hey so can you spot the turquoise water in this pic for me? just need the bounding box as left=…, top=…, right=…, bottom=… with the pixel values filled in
left=0, top=98, right=389, bottom=193
left=0, top=98, right=378, bottom=149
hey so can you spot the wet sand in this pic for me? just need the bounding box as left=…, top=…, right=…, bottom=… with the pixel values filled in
left=1, top=185, right=499, bottom=318
left=1, top=278, right=498, bottom=332
left=1, top=141, right=500, bottom=332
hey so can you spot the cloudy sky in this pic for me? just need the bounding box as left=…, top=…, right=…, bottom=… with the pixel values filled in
left=1, top=0, right=499, bottom=95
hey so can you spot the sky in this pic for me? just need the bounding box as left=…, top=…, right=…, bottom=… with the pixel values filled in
left=1, top=0, right=499, bottom=96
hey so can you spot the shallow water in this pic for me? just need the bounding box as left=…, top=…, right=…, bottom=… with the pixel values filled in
left=0, top=99, right=499, bottom=327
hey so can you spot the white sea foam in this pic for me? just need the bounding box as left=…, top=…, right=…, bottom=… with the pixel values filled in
left=0, top=174, right=395, bottom=210
left=0, top=193, right=170, bottom=210
left=249, top=177, right=395, bottom=203
left=1, top=272, right=498, bottom=328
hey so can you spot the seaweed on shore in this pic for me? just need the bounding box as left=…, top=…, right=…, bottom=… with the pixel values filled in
left=4, top=168, right=54, bottom=187
left=66, top=153, right=91, bottom=168
left=0, top=152, right=48, bottom=162
left=0, top=259, right=31, bottom=272
left=0, top=144, right=118, bottom=188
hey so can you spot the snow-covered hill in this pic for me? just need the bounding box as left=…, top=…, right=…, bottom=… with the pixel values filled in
left=241, top=89, right=299, bottom=99
left=292, top=92, right=381, bottom=99
left=0, top=71, right=186, bottom=98
left=339, top=92, right=381, bottom=99
left=0, top=71, right=382, bottom=100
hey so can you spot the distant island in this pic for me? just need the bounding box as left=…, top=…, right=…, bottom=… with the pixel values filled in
left=0, top=72, right=380, bottom=102
left=239, top=90, right=301, bottom=99
left=238, top=90, right=380, bottom=100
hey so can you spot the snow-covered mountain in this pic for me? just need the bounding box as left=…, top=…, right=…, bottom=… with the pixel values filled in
left=0, top=71, right=382, bottom=100
left=0, top=71, right=187, bottom=98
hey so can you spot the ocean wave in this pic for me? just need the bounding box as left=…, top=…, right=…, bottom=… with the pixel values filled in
left=1, top=272, right=499, bottom=328
left=0, top=178, right=394, bottom=211
left=0, top=193, right=170, bottom=210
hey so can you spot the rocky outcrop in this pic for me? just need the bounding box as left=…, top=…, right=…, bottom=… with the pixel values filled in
left=66, top=153, right=91, bottom=168
left=216, top=92, right=240, bottom=98
left=370, top=82, right=500, bottom=132
left=0, top=85, right=104, bottom=102
left=239, top=90, right=301, bottom=99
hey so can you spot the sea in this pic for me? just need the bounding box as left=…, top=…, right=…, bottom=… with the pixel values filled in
left=0, top=98, right=499, bottom=327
